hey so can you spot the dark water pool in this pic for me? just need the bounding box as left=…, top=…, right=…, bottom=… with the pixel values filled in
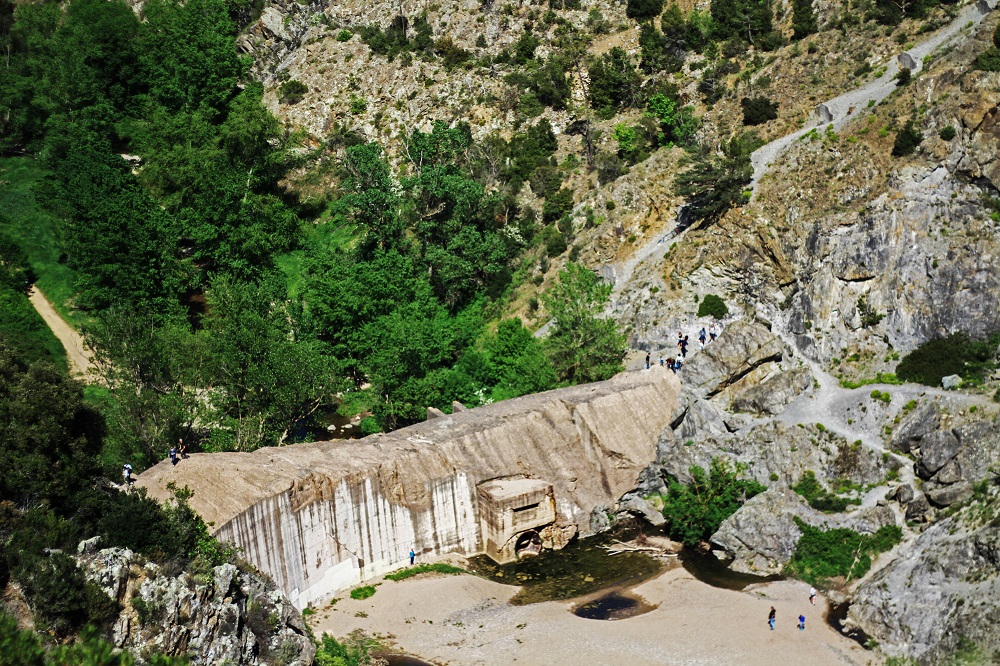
left=826, top=601, right=872, bottom=647
left=468, top=520, right=665, bottom=605
left=572, top=590, right=655, bottom=620
left=679, top=549, right=782, bottom=590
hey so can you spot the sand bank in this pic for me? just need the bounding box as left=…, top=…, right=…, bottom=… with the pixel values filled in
left=310, top=564, right=870, bottom=665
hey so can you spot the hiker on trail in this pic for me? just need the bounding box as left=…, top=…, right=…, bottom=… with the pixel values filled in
left=680, top=335, right=689, bottom=358
left=178, top=438, right=188, bottom=459
left=667, top=357, right=676, bottom=374
left=798, top=614, right=806, bottom=631
left=409, top=549, right=416, bottom=566
left=122, top=463, right=134, bottom=486
left=659, top=356, right=664, bottom=367
left=646, top=352, right=651, bottom=370
left=673, top=358, right=683, bottom=372
left=709, top=323, right=718, bottom=341
left=768, top=607, right=776, bottom=630
left=698, top=328, right=707, bottom=350
left=169, top=446, right=178, bottom=466
left=809, top=587, right=817, bottom=606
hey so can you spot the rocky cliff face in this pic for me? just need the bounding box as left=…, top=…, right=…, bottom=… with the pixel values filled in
left=846, top=486, right=1000, bottom=663
left=138, top=370, right=681, bottom=609
left=76, top=542, right=314, bottom=666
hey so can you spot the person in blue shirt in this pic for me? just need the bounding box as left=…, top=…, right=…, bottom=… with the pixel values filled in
left=409, top=549, right=415, bottom=565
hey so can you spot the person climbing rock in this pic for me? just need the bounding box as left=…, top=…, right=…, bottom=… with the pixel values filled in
left=768, top=606, right=776, bottom=630
left=122, top=463, right=134, bottom=486
left=409, top=548, right=416, bottom=566
left=169, top=445, right=178, bottom=466
left=709, top=323, right=718, bottom=341
left=646, top=352, right=651, bottom=370
left=178, top=438, right=188, bottom=459
left=809, top=587, right=817, bottom=606
left=798, top=614, right=806, bottom=631
left=667, top=357, right=676, bottom=374
left=698, top=328, right=707, bottom=350
left=680, top=335, right=689, bottom=358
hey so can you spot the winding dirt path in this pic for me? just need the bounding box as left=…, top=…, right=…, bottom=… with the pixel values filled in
left=28, top=286, right=94, bottom=379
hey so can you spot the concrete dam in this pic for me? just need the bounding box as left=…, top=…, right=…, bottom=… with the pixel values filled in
left=139, top=370, right=681, bottom=609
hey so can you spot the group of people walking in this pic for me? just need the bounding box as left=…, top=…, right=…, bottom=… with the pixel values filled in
left=768, top=587, right=817, bottom=633
left=121, top=437, right=191, bottom=488
left=643, top=322, right=722, bottom=372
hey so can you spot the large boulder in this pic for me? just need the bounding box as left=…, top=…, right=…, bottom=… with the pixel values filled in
left=889, top=401, right=940, bottom=453
left=709, top=489, right=897, bottom=575
left=681, top=320, right=783, bottom=399
left=917, top=429, right=962, bottom=476
left=730, top=367, right=813, bottom=415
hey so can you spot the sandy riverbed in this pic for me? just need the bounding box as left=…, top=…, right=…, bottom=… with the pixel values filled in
left=309, top=563, right=871, bottom=666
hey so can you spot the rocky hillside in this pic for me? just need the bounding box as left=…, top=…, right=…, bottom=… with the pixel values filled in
left=76, top=539, right=314, bottom=666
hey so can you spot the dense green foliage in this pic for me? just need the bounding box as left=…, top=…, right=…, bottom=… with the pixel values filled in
left=791, top=471, right=861, bottom=513
left=384, top=563, right=464, bottom=581
left=892, top=119, right=923, bottom=156
left=786, top=518, right=902, bottom=585
left=696, top=294, right=729, bottom=319
left=627, top=0, right=665, bottom=21
left=710, top=0, right=774, bottom=49
left=0, top=615, right=188, bottom=665
left=740, top=96, right=778, bottom=126
left=791, top=0, right=818, bottom=40
left=0, top=339, right=232, bottom=642
left=588, top=47, right=642, bottom=119
left=313, top=632, right=383, bottom=666
left=658, top=458, right=766, bottom=546
left=896, top=332, right=1000, bottom=387
left=0, top=232, right=65, bottom=369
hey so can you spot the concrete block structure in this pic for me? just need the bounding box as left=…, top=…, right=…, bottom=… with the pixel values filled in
left=477, top=477, right=556, bottom=563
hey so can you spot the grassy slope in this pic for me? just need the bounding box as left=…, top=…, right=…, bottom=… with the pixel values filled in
left=0, top=157, right=82, bottom=324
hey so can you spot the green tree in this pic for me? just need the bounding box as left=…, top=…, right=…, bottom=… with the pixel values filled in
left=659, top=458, right=766, bottom=546
left=542, top=262, right=626, bottom=383
left=480, top=319, right=557, bottom=401
left=791, top=0, right=817, bottom=40
left=674, top=133, right=759, bottom=226
left=646, top=92, right=698, bottom=145
left=626, top=0, right=665, bottom=21
left=203, top=276, right=346, bottom=451
left=710, top=0, right=772, bottom=45
left=587, top=47, right=641, bottom=119
left=697, top=294, right=729, bottom=319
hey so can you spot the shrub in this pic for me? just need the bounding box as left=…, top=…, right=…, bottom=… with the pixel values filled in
left=697, top=293, right=729, bottom=319
left=349, top=95, right=367, bottom=114
left=740, top=96, right=778, bottom=126
left=278, top=79, right=308, bottom=104
left=857, top=294, right=884, bottom=327
left=792, top=470, right=861, bottom=513
left=626, top=0, right=664, bottom=20
left=786, top=519, right=902, bottom=585
left=542, top=188, right=574, bottom=223
left=384, top=563, right=464, bottom=581
left=870, top=389, right=891, bottom=404
left=538, top=225, right=568, bottom=257
left=896, top=332, right=1000, bottom=386
left=891, top=119, right=922, bottom=157
left=938, top=125, right=956, bottom=141
left=336, top=29, right=352, bottom=42
left=895, top=67, right=911, bottom=86
left=658, top=458, right=766, bottom=546
left=350, top=585, right=377, bottom=600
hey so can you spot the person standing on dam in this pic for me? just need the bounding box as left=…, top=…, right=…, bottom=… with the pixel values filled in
left=409, top=548, right=416, bottom=566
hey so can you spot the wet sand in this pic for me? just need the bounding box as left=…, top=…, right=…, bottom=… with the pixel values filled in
left=310, top=564, right=870, bottom=665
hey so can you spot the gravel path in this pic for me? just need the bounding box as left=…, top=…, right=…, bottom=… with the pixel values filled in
left=604, top=0, right=993, bottom=307
left=751, top=1, right=992, bottom=191
left=28, top=286, right=94, bottom=379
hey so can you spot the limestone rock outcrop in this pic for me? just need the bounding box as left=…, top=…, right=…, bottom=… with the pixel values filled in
left=730, top=367, right=813, bottom=415
left=846, top=488, right=1000, bottom=663
left=679, top=320, right=784, bottom=399
left=76, top=547, right=313, bottom=666
left=139, top=370, right=681, bottom=608
left=709, top=489, right=897, bottom=575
